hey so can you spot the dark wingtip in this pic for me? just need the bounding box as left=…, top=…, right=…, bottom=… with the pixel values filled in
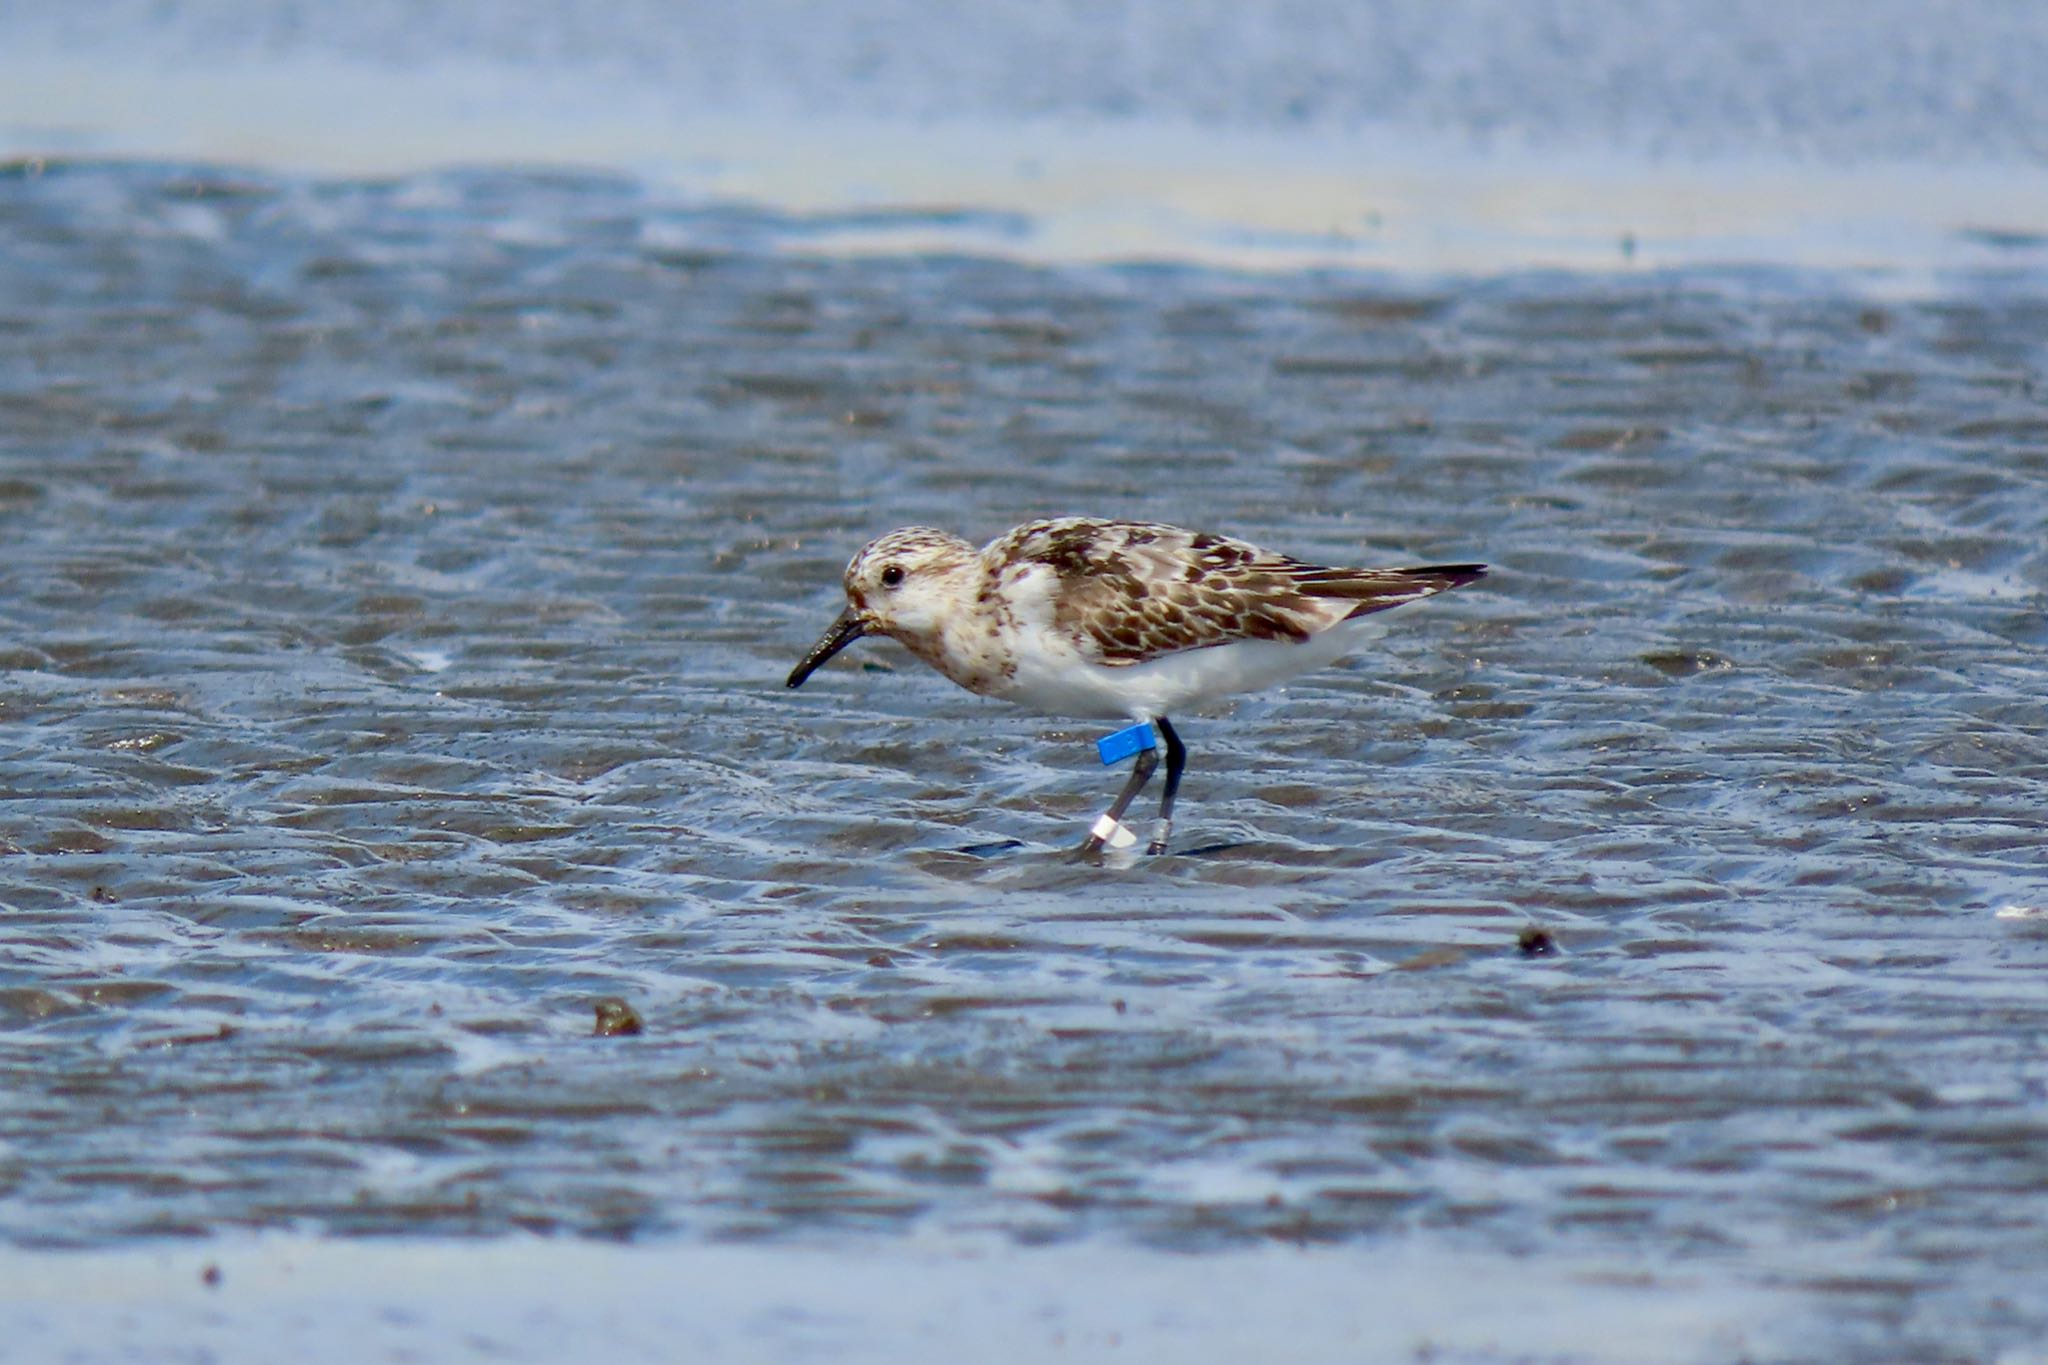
left=1336, top=563, right=1489, bottom=621
left=1404, top=563, right=1488, bottom=589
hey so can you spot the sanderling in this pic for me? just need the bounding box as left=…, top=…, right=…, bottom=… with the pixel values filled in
left=786, top=517, right=1485, bottom=855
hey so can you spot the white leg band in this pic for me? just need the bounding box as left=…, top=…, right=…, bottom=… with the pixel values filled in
left=1089, top=814, right=1137, bottom=848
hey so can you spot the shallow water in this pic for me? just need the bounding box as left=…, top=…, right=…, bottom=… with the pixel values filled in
left=0, top=161, right=2045, bottom=1358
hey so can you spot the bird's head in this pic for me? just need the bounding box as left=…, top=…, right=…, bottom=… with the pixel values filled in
left=785, top=527, right=977, bottom=688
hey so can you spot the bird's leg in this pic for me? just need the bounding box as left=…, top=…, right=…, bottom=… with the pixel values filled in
left=1147, top=716, right=1187, bottom=854
left=1078, top=742, right=1159, bottom=855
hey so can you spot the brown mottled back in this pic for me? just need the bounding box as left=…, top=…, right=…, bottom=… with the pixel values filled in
left=983, top=518, right=1485, bottom=666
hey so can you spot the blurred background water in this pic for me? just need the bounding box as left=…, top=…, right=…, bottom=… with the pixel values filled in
left=1, top=4, right=2045, bottom=1362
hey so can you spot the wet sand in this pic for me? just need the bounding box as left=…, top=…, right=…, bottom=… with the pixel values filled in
left=0, top=1232, right=1806, bottom=1363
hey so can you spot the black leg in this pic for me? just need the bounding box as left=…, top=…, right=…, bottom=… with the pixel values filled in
left=1078, top=743, right=1159, bottom=855
left=1148, top=716, right=1187, bottom=854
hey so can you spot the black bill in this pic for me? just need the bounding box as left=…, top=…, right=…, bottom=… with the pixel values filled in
left=785, top=607, right=869, bottom=689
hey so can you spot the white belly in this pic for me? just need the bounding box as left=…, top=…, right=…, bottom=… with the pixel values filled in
left=994, top=611, right=1400, bottom=721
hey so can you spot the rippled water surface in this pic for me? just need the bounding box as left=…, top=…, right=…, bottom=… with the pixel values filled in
left=2, top=163, right=2046, bottom=1358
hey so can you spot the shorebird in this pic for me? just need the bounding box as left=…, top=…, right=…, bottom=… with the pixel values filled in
left=786, top=517, right=1484, bottom=854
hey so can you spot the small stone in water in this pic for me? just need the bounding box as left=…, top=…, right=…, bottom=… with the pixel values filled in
left=593, top=998, right=644, bottom=1037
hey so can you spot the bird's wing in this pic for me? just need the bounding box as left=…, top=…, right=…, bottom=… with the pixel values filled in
left=986, top=518, right=1483, bottom=666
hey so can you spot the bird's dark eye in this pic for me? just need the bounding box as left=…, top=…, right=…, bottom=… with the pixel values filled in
left=880, top=564, right=905, bottom=589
